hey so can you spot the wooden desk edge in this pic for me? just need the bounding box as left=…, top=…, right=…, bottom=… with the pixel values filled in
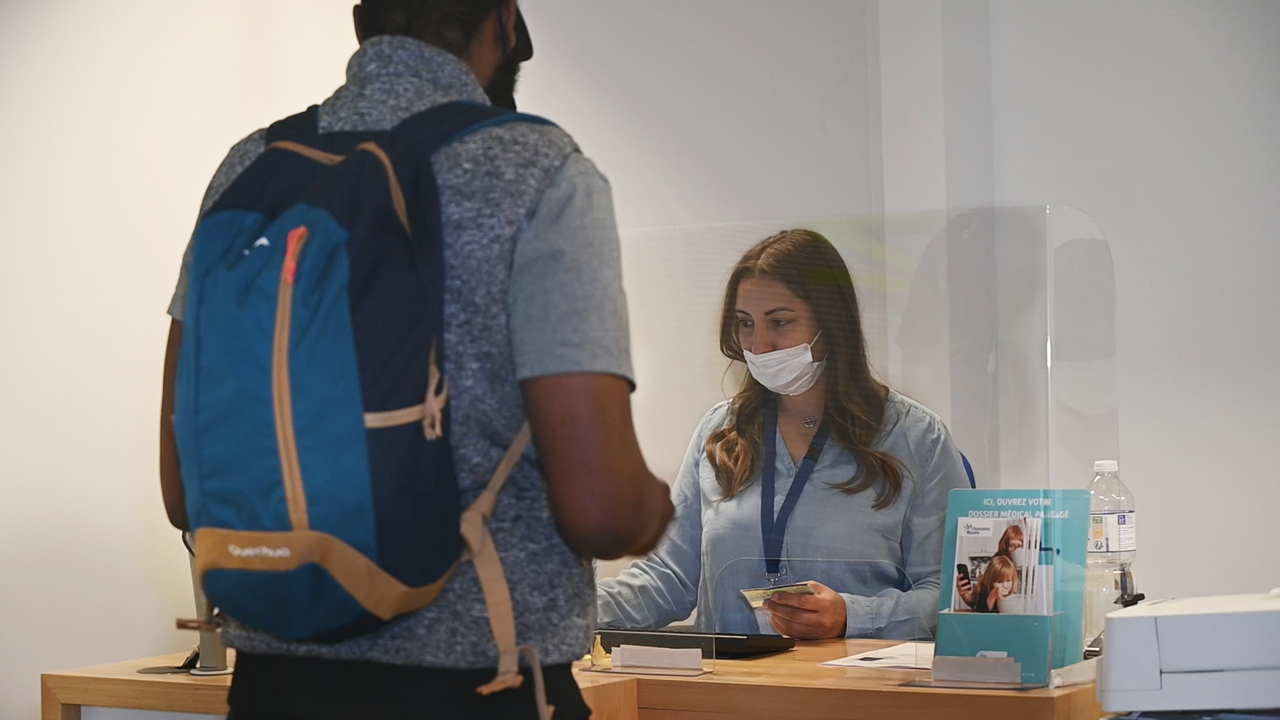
left=631, top=677, right=1101, bottom=720
left=39, top=659, right=633, bottom=720
left=41, top=654, right=233, bottom=720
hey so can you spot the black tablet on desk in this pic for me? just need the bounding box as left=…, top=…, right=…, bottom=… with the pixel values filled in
left=595, top=630, right=795, bottom=659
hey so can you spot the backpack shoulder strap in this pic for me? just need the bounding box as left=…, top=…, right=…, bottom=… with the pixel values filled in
left=265, top=106, right=320, bottom=145
left=266, top=105, right=380, bottom=157
left=393, top=101, right=557, bottom=158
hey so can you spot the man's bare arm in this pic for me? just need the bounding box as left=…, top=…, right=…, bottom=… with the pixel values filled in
left=521, top=374, right=673, bottom=560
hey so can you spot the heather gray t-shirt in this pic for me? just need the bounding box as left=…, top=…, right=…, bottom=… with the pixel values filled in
left=167, top=37, right=631, bottom=668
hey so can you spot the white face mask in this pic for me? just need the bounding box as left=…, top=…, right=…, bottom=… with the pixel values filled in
left=743, top=332, right=828, bottom=396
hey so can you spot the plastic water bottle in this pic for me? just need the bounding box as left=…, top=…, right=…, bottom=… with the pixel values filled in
left=1083, top=460, right=1136, bottom=644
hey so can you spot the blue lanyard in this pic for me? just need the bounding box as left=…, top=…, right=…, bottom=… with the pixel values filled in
left=760, top=402, right=830, bottom=584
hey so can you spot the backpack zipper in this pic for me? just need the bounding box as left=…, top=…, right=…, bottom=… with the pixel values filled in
left=274, top=225, right=311, bottom=530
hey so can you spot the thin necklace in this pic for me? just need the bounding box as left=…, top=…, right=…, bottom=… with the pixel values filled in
left=803, top=415, right=819, bottom=428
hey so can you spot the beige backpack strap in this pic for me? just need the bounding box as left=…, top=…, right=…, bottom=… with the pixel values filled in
left=459, top=422, right=554, bottom=720
left=363, top=340, right=449, bottom=440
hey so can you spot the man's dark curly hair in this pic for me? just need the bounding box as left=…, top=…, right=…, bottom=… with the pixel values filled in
left=357, top=0, right=507, bottom=56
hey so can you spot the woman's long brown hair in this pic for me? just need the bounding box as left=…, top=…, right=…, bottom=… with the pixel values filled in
left=705, top=229, right=906, bottom=509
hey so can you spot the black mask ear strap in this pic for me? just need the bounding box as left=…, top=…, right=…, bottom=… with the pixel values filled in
left=513, top=9, right=533, bottom=62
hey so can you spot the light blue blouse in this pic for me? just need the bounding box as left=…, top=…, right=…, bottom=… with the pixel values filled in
left=597, top=391, right=970, bottom=639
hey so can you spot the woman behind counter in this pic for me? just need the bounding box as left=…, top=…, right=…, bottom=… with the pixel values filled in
left=597, top=229, right=971, bottom=640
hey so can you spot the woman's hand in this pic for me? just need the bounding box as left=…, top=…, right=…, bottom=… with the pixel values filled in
left=763, top=581, right=847, bottom=639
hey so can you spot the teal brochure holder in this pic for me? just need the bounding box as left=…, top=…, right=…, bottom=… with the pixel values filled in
left=935, top=489, right=1089, bottom=685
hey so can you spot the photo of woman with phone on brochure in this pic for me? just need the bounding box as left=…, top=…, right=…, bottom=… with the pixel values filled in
left=951, top=519, right=1052, bottom=615
left=965, top=555, right=1018, bottom=613
left=955, top=524, right=1022, bottom=609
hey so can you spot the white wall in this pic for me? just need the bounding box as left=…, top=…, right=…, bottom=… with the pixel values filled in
left=983, top=1, right=1280, bottom=599
left=518, top=0, right=875, bottom=228
left=2, top=1, right=1278, bottom=718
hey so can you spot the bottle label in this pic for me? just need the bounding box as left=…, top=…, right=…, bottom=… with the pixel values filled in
left=1088, top=511, right=1136, bottom=553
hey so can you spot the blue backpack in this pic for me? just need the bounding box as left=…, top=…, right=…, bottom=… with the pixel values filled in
left=175, top=103, right=552, bottom=700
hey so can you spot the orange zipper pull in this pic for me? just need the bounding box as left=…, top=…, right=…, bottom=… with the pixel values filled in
left=284, top=226, right=309, bottom=285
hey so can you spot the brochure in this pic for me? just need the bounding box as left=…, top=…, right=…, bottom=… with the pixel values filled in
left=934, top=489, right=1090, bottom=685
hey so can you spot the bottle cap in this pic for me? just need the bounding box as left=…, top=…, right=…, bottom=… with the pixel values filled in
left=1093, top=460, right=1119, bottom=473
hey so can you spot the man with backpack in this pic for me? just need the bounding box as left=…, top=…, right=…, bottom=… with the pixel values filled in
left=158, top=1, right=675, bottom=718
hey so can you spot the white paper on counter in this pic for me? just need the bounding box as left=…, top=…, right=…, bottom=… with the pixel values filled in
left=820, top=641, right=934, bottom=670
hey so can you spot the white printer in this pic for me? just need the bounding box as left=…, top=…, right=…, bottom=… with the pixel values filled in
left=1099, top=590, right=1280, bottom=713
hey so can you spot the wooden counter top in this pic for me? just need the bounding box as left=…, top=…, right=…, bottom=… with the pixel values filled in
left=581, top=638, right=1102, bottom=720
left=42, top=640, right=1102, bottom=720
